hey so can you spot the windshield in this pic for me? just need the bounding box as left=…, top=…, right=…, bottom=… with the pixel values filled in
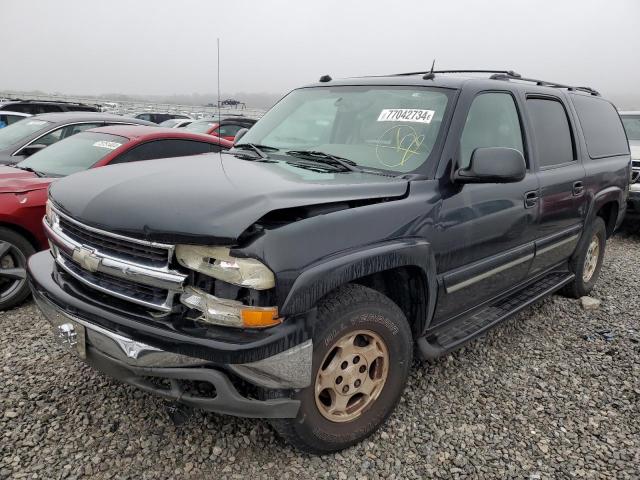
left=185, top=120, right=217, bottom=133
left=239, top=86, right=451, bottom=173
left=0, top=118, right=52, bottom=150
left=17, top=131, right=128, bottom=177
left=621, top=115, right=640, bottom=141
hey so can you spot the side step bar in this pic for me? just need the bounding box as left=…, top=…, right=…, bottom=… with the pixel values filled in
left=417, top=271, right=574, bottom=360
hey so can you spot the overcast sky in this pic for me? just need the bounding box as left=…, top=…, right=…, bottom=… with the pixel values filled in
left=1, top=0, right=638, bottom=104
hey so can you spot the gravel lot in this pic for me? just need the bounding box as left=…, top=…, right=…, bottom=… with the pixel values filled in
left=1, top=220, right=639, bottom=480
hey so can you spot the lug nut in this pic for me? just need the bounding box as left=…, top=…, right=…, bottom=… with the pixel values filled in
left=341, top=361, right=348, bottom=370
left=353, top=355, right=360, bottom=364
left=336, top=376, right=343, bottom=385
left=359, top=365, right=366, bottom=373
left=354, top=379, right=361, bottom=387
left=342, top=385, right=349, bottom=393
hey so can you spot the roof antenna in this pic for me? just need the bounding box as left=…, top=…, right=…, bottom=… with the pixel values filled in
left=422, top=60, right=436, bottom=80
left=217, top=38, right=222, bottom=155
left=319, top=74, right=332, bottom=83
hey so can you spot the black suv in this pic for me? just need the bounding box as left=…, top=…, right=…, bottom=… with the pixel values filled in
left=28, top=70, right=630, bottom=453
left=0, top=100, right=100, bottom=114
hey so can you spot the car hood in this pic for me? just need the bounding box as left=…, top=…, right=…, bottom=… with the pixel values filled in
left=0, top=166, right=53, bottom=193
left=49, top=153, right=410, bottom=244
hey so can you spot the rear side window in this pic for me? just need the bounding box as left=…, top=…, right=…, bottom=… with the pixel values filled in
left=34, top=104, right=63, bottom=114
left=571, top=95, right=629, bottom=158
left=459, top=92, right=524, bottom=168
left=527, top=98, right=575, bottom=168
left=110, top=139, right=221, bottom=164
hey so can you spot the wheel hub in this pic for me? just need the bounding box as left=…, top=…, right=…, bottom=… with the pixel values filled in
left=0, top=240, right=28, bottom=303
left=582, top=234, right=600, bottom=283
left=314, top=330, right=389, bottom=423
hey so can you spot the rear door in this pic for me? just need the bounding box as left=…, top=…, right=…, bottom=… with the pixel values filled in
left=524, top=95, right=586, bottom=274
left=433, top=90, right=539, bottom=322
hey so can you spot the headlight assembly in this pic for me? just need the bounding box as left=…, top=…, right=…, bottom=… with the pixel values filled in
left=175, top=245, right=275, bottom=290
left=181, top=286, right=280, bottom=329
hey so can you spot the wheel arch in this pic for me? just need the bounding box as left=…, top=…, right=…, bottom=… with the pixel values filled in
left=279, top=238, right=437, bottom=337
left=586, top=186, right=623, bottom=238
left=0, top=221, right=41, bottom=251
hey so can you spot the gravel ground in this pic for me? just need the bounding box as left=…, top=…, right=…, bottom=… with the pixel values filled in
left=1, top=220, right=639, bottom=480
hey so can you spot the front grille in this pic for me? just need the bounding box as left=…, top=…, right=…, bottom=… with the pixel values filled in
left=60, top=251, right=170, bottom=307
left=48, top=206, right=185, bottom=311
left=58, top=216, right=169, bottom=267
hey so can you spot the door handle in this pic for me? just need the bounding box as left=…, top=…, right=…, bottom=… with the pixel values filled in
left=524, top=191, right=538, bottom=208
left=572, top=181, right=584, bottom=196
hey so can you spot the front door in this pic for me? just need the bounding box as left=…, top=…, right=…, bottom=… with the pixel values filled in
left=433, top=91, right=539, bottom=323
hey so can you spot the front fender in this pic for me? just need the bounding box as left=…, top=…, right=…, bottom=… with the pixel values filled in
left=279, top=238, right=437, bottom=332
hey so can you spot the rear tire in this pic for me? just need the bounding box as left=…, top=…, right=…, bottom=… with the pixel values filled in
left=269, top=284, right=413, bottom=454
left=562, top=217, right=606, bottom=298
left=0, top=228, right=35, bottom=310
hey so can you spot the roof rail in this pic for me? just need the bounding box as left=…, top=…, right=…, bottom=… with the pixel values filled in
left=489, top=72, right=600, bottom=96
left=387, top=69, right=522, bottom=78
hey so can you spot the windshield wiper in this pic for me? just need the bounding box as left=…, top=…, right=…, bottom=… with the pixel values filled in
left=15, top=165, right=44, bottom=177
left=285, top=150, right=361, bottom=172
left=233, top=143, right=279, bottom=159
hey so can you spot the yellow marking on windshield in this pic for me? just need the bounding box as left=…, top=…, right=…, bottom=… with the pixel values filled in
left=375, top=125, right=425, bottom=168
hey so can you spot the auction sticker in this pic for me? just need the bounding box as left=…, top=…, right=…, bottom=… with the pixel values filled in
left=93, top=140, right=122, bottom=149
left=377, top=109, right=435, bottom=123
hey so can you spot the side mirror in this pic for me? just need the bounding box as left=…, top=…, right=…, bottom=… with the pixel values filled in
left=233, top=128, right=248, bottom=144
left=21, top=144, right=47, bottom=157
left=454, top=147, right=526, bottom=184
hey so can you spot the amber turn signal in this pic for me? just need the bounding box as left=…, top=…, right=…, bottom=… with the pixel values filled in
left=241, top=307, right=281, bottom=328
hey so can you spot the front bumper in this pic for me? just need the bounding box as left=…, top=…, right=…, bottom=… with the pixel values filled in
left=28, top=251, right=313, bottom=418
left=628, top=182, right=640, bottom=212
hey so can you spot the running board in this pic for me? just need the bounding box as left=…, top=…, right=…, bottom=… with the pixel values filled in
left=417, top=271, right=574, bottom=360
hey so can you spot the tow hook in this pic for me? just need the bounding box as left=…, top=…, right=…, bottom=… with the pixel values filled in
left=165, top=402, right=193, bottom=426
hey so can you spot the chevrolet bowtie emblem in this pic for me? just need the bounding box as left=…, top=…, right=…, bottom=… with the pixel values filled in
left=72, top=247, right=101, bottom=272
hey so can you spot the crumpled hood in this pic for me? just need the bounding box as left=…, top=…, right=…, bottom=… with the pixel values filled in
left=0, top=166, right=53, bottom=194
left=49, top=153, right=409, bottom=244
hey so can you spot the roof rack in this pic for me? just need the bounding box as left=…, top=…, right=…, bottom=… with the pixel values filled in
left=489, top=72, right=600, bottom=96
left=388, top=69, right=522, bottom=78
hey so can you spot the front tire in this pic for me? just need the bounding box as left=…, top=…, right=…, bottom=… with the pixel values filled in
left=0, top=228, right=35, bottom=310
left=563, top=217, right=607, bottom=298
left=269, top=284, right=413, bottom=453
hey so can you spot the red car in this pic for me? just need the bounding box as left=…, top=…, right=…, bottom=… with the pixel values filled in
left=184, top=116, right=256, bottom=142
left=0, top=125, right=232, bottom=309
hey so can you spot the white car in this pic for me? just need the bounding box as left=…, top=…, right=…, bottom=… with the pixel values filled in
left=619, top=111, right=640, bottom=212
left=0, top=111, right=31, bottom=128
left=159, top=118, right=194, bottom=128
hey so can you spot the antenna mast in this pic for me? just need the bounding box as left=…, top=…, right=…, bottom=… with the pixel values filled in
left=217, top=38, right=221, bottom=126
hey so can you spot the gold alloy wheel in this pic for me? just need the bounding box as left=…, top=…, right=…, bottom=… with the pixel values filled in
left=314, top=329, right=389, bottom=423
left=583, top=234, right=600, bottom=283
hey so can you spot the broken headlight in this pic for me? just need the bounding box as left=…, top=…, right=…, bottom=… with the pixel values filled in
left=175, top=245, right=275, bottom=290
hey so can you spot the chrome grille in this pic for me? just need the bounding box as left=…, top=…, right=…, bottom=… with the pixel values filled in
left=59, top=252, right=170, bottom=306
left=57, top=216, right=170, bottom=267
left=46, top=204, right=186, bottom=312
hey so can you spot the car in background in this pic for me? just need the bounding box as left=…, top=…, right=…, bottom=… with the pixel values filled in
left=619, top=111, right=640, bottom=212
left=0, top=100, right=100, bottom=114
left=159, top=118, right=193, bottom=128
left=0, top=125, right=233, bottom=310
left=185, top=116, right=257, bottom=141
left=0, top=113, right=155, bottom=165
left=0, top=111, right=30, bottom=128
left=135, top=112, right=192, bottom=124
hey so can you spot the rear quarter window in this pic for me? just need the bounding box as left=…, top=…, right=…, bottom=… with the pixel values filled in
left=570, top=95, right=629, bottom=159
